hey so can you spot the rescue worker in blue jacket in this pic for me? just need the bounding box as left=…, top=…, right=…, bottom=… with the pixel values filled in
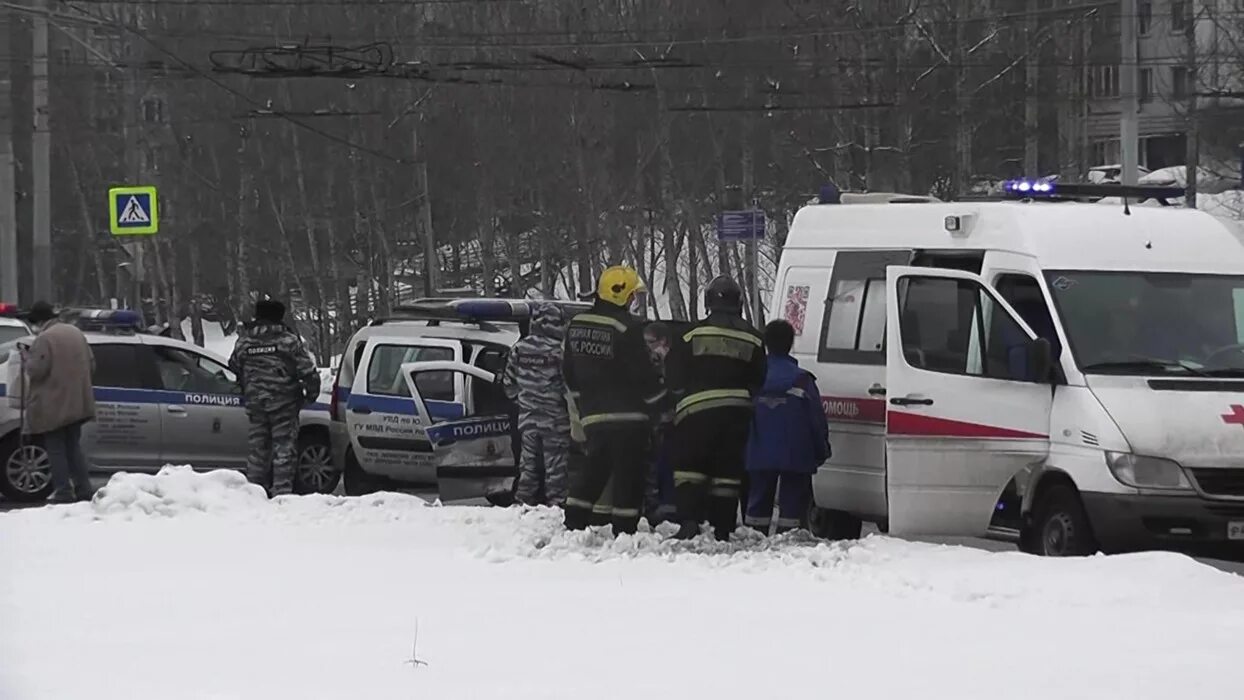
left=665, top=276, right=767, bottom=541
left=562, top=266, right=665, bottom=534
left=744, top=320, right=830, bottom=535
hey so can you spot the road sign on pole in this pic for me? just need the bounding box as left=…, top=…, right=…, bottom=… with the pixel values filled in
left=715, top=209, right=766, bottom=242
left=108, top=186, right=159, bottom=236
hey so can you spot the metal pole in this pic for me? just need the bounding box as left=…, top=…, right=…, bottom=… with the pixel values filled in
left=31, top=0, right=51, bottom=300
left=1120, top=0, right=1140, bottom=185
left=1184, top=4, right=1198, bottom=209
left=0, top=2, right=18, bottom=302
left=751, top=210, right=762, bottom=327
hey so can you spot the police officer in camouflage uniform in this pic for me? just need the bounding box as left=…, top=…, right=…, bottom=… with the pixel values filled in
left=229, top=299, right=320, bottom=497
left=501, top=303, right=571, bottom=506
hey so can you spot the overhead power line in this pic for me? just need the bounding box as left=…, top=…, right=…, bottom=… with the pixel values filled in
left=64, top=3, right=409, bottom=164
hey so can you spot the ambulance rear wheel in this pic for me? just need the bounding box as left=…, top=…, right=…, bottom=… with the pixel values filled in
left=808, top=506, right=862, bottom=541
left=0, top=434, right=54, bottom=503
left=1032, top=485, right=1098, bottom=557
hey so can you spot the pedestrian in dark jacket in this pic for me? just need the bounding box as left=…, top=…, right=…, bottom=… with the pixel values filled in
left=229, top=299, right=320, bottom=497
left=744, top=320, right=830, bottom=535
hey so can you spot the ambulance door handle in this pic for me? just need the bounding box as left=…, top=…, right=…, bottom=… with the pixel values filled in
left=868, top=385, right=887, bottom=397
left=166, top=405, right=187, bottom=415
left=890, top=396, right=934, bottom=407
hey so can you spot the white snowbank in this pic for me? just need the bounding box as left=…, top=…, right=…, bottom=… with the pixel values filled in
left=2, top=468, right=1242, bottom=700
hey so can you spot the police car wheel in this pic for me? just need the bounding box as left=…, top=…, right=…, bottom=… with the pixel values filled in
left=0, top=435, right=54, bottom=503
left=1034, top=485, right=1097, bottom=557
left=807, top=506, right=862, bottom=541
left=294, top=433, right=340, bottom=495
left=342, top=450, right=380, bottom=496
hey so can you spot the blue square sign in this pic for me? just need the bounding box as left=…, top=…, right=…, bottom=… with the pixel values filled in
left=108, top=186, right=159, bottom=236
left=716, top=209, right=766, bottom=242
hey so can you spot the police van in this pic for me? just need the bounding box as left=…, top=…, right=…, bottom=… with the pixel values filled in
left=331, top=298, right=591, bottom=501
left=774, top=182, right=1244, bottom=556
left=0, top=309, right=335, bottom=502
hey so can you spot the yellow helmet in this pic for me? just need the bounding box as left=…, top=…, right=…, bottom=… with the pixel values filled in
left=596, top=265, right=646, bottom=308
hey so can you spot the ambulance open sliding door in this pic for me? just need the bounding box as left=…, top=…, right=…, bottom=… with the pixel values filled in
left=883, top=266, right=1054, bottom=536
left=347, top=337, right=462, bottom=483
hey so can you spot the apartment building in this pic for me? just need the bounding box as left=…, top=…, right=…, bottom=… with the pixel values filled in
left=1086, top=0, right=1243, bottom=170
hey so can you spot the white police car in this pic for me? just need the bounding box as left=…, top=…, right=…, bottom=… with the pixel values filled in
left=0, top=303, right=32, bottom=356
left=329, top=298, right=589, bottom=501
left=0, top=309, right=336, bottom=502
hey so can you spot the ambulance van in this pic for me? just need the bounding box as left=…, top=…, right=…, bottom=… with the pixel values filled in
left=774, top=183, right=1244, bottom=556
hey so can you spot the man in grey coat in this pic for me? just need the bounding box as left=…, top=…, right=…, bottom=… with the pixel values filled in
left=21, top=301, right=97, bottom=503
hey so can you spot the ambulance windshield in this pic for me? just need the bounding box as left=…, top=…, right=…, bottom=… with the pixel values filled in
left=1047, top=271, right=1244, bottom=376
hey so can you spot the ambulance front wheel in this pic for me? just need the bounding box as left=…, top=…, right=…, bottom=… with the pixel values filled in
left=1030, top=485, right=1098, bottom=557
left=0, top=433, right=54, bottom=503
left=808, top=506, right=863, bottom=541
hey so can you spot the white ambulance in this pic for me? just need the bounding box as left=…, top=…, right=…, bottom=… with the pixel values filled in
left=773, top=182, right=1244, bottom=556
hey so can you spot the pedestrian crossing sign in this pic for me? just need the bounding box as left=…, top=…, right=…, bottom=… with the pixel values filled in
left=108, top=186, right=159, bottom=236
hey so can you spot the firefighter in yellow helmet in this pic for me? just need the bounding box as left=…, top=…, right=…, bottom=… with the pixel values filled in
left=561, top=266, right=665, bottom=534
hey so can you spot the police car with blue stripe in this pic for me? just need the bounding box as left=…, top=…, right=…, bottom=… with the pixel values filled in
left=330, top=298, right=589, bottom=501
left=0, top=309, right=336, bottom=502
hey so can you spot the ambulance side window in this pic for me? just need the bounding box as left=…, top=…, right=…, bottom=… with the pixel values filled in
left=898, top=276, right=1032, bottom=382
left=994, top=274, right=1061, bottom=359
left=818, top=250, right=912, bottom=365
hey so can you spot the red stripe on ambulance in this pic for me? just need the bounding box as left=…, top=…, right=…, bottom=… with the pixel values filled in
left=822, top=396, right=886, bottom=424
left=887, top=411, right=1047, bottom=439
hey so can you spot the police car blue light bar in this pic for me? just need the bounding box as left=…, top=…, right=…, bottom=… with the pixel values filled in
left=67, top=308, right=144, bottom=331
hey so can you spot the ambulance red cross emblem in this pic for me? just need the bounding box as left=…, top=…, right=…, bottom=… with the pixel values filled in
left=1221, top=405, right=1244, bottom=428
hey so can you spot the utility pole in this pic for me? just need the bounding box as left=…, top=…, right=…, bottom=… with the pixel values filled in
left=1184, top=3, right=1199, bottom=209
left=1024, top=0, right=1040, bottom=178
left=0, top=3, right=18, bottom=301
left=412, top=130, right=436, bottom=296
left=1120, top=0, right=1140, bottom=185
left=31, top=0, right=50, bottom=300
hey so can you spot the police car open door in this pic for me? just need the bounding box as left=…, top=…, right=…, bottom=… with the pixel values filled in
left=883, top=266, right=1053, bottom=536
left=400, top=361, right=515, bottom=503
left=347, top=336, right=463, bottom=483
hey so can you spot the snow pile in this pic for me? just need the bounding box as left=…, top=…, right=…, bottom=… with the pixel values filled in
left=3, top=468, right=1244, bottom=700
left=89, top=465, right=269, bottom=517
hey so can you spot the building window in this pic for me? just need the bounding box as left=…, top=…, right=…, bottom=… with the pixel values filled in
left=1090, top=65, right=1119, bottom=98
left=1172, top=66, right=1189, bottom=99
left=142, top=98, right=165, bottom=124
left=1138, top=1, right=1153, bottom=35
left=1139, top=68, right=1154, bottom=103
left=1171, top=1, right=1189, bottom=32
left=1092, top=139, right=1120, bottom=166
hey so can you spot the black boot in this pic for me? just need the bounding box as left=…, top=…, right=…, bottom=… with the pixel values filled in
left=674, top=520, right=699, bottom=540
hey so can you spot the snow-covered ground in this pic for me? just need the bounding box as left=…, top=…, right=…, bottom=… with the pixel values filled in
left=3, top=467, right=1243, bottom=700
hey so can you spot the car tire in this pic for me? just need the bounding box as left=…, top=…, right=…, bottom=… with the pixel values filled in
left=1032, top=484, right=1098, bottom=557
left=0, top=433, right=54, bottom=503
left=342, top=449, right=380, bottom=496
left=294, top=431, right=340, bottom=495
left=808, top=506, right=863, bottom=540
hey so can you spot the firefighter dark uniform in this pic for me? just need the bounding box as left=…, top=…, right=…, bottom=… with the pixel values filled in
left=562, top=266, right=664, bottom=535
left=666, top=277, right=767, bottom=541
